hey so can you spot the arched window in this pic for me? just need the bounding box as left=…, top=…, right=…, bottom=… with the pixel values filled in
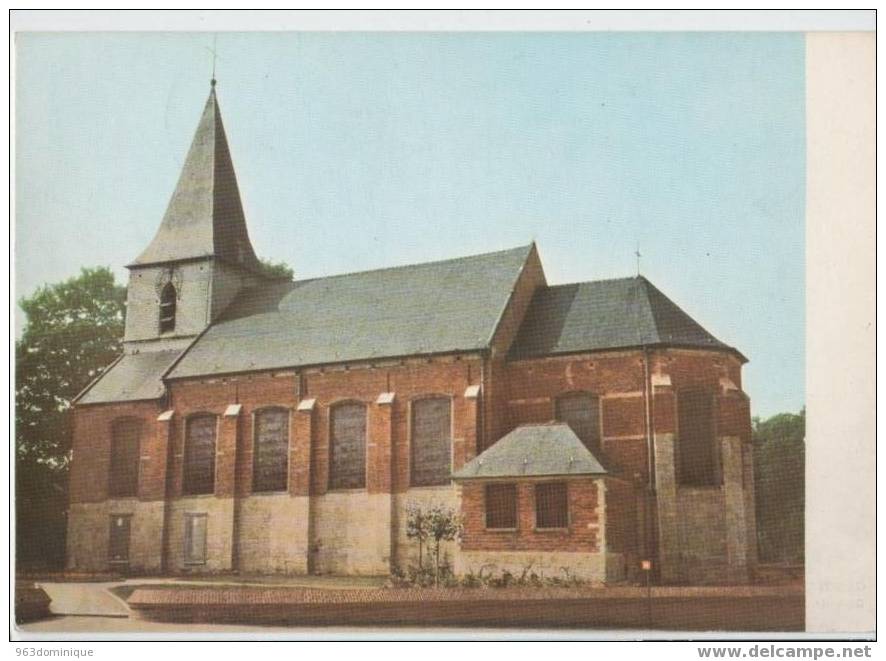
left=183, top=414, right=217, bottom=495
left=159, top=282, right=177, bottom=333
left=329, top=402, right=367, bottom=490
left=555, top=392, right=601, bottom=454
left=253, top=407, right=290, bottom=492
left=109, top=418, right=141, bottom=497
left=411, top=396, right=452, bottom=487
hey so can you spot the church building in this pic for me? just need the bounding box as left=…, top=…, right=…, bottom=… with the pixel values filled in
left=67, top=82, right=757, bottom=584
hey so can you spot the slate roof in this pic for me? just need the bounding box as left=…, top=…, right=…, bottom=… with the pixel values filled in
left=167, top=244, right=536, bottom=379
left=508, top=276, right=744, bottom=362
left=131, top=85, right=261, bottom=272
left=77, top=350, right=181, bottom=405
left=452, top=423, right=607, bottom=480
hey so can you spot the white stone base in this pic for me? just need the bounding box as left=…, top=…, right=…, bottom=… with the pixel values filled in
left=310, top=492, right=392, bottom=575
left=166, top=497, right=235, bottom=572
left=236, top=495, right=310, bottom=574
left=66, top=500, right=165, bottom=572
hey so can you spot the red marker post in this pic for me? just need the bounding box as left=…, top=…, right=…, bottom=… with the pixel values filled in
left=641, top=559, right=653, bottom=627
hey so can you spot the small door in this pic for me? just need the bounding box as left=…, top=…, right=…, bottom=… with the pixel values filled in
left=108, top=515, right=131, bottom=564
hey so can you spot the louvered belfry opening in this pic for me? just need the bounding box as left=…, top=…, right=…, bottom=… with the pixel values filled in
left=159, top=282, right=176, bottom=333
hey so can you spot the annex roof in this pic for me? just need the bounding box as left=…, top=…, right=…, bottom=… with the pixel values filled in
left=76, top=349, right=181, bottom=405
left=452, top=423, right=608, bottom=480
left=508, top=276, right=744, bottom=362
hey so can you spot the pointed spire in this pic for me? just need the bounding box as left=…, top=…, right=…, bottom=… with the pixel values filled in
left=131, top=83, right=261, bottom=272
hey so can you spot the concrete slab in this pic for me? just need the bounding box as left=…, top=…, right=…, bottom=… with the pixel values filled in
left=37, top=582, right=130, bottom=618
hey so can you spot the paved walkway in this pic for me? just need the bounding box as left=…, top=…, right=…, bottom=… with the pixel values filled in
left=32, top=574, right=385, bottom=619
left=36, top=582, right=131, bottom=618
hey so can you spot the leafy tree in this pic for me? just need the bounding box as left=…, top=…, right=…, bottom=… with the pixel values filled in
left=15, top=267, right=126, bottom=568
left=257, top=258, right=294, bottom=281
left=405, top=505, right=429, bottom=569
left=405, top=504, right=463, bottom=585
left=753, top=408, right=805, bottom=563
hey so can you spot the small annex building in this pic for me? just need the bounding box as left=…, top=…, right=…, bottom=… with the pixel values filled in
left=67, top=83, right=757, bottom=585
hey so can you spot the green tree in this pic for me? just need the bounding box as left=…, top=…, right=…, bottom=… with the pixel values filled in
left=16, top=267, right=126, bottom=568
left=257, top=258, right=294, bottom=281
left=753, top=408, right=805, bottom=563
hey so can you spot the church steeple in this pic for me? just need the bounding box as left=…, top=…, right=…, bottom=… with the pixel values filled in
left=131, top=82, right=261, bottom=272
left=122, top=83, right=266, bottom=346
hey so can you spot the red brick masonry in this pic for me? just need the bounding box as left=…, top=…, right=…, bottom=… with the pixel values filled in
left=127, top=585, right=804, bottom=631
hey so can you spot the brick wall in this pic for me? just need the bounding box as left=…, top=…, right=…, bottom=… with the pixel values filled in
left=460, top=480, right=601, bottom=553
left=68, top=343, right=751, bottom=577
left=69, top=400, right=165, bottom=504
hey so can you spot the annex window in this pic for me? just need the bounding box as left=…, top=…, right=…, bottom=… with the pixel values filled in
left=555, top=392, right=601, bottom=454
left=485, top=483, right=517, bottom=530
left=410, top=396, right=452, bottom=487
left=108, top=419, right=141, bottom=498
left=253, top=408, right=289, bottom=493
left=329, top=402, right=367, bottom=490
left=676, top=389, right=719, bottom=487
left=159, top=282, right=177, bottom=333
left=183, top=414, right=217, bottom=496
left=535, top=482, right=569, bottom=529
left=108, top=514, right=132, bottom=564
left=183, top=513, right=208, bottom=565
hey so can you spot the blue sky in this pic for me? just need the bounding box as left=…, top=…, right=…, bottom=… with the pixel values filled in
left=15, top=32, right=805, bottom=417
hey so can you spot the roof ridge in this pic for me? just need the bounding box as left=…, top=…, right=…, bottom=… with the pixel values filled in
left=285, top=243, right=534, bottom=286
left=546, top=275, right=645, bottom=288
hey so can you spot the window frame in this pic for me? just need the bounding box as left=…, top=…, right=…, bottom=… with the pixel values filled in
left=534, top=481, right=570, bottom=530
left=675, top=388, right=720, bottom=488
left=484, top=482, right=518, bottom=531
left=554, top=391, right=602, bottom=454
left=182, top=413, right=218, bottom=496
left=158, top=282, right=177, bottom=334
left=409, top=394, right=454, bottom=488
left=107, top=513, right=132, bottom=564
left=108, top=418, right=141, bottom=498
left=183, top=512, right=208, bottom=565
left=251, top=406, right=291, bottom=493
left=327, top=400, right=368, bottom=491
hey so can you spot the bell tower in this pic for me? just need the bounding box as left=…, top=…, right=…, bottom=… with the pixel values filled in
left=123, top=81, right=265, bottom=350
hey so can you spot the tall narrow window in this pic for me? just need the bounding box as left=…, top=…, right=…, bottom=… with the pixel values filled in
left=410, top=396, right=452, bottom=487
left=159, top=282, right=176, bottom=333
left=109, top=419, right=141, bottom=497
left=183, top=414, right=217, bottom=495
left=329, top=402, right=367, bottom=490
left=485, top=483, right=517, bottom=529
left=535, top=482, right=569, bottom=529
left=676, top=389, right=718, bottom=486
left=108, top=514, right=132, bottom=564
left=183, top=513, right=208, bottom=565
left=555, top=392, right=601, bottom=454
left=253, top=408, right=289, bottom=492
